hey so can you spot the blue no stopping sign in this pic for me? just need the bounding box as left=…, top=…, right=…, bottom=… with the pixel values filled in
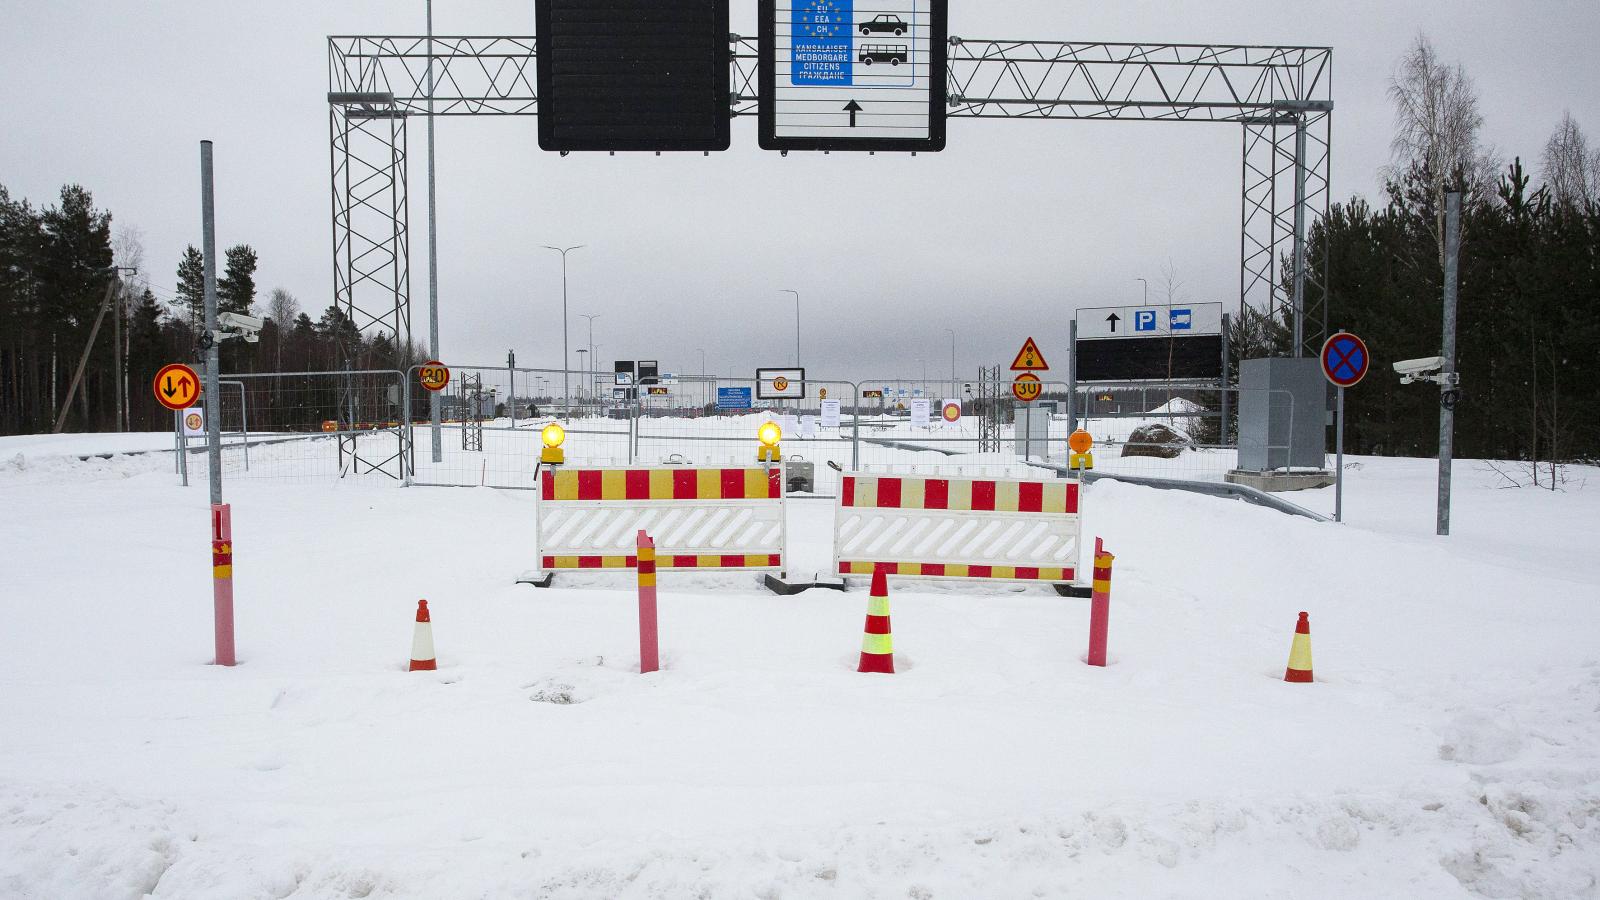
left=1321, top=332, right=1370, bottom=388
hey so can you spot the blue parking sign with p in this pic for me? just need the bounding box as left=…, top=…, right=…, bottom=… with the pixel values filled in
left=1134, top=309, right=1158, bottom=332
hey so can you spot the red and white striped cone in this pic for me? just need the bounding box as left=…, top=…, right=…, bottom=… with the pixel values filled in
left=409, top=599, right=437, bottom=672
left=857, top=567, right=895, bottom=674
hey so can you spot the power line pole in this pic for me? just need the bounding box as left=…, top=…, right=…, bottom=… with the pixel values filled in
left=51, top=272, right=125, bottom=433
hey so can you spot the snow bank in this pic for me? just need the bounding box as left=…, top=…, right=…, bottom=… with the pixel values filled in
left=2, top=440, right=1598, bottom=898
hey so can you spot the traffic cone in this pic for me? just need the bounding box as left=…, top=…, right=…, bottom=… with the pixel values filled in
left=857, top=567, right=895, bottom=674
left=1284, top=611, right=1313, bottom=683
left=409, top=599, right=437, bottom=672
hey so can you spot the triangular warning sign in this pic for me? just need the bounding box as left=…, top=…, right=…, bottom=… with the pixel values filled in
left=1010, top=337, right=1049, bottom=372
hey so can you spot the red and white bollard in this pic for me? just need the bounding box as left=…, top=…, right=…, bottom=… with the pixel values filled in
left=211, top=503, right=236, bottom=666
left=1086, top=537, right=1113, bottom=668
left=636, top=530, right=660, bottom=674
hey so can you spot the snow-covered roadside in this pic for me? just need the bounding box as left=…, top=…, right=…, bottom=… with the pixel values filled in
left=1, top=444, right=1596, bottom=898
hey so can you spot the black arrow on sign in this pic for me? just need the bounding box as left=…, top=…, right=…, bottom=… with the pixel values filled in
left=844, top=99, right=862, bottom=127
left=163, top=376, right=180, bottom=398
left=1105, top=313, right=1121, bottom=333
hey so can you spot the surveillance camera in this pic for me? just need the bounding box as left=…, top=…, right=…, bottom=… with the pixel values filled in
left=219, top=312, right=264, bottom=333
left=1392, top=356, right=1445, bottom=377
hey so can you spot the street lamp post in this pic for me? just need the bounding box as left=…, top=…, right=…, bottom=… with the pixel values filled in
left=1137, top=277, right=1149, bottom=306
left=540, top=244, right=585, bottom=411
left=697, top=348, right=707, bottom=409
left=580, top=313, right=601, bottom=403
left=576, top=349, right=588, bottom=400
left=780, top=290, right=800, bottom=367
left=944, top=327, right=955, bottom=399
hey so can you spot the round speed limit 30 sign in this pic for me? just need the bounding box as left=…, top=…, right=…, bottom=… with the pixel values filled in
left=1012, top=373, right=1042, bottom=403
left=419, top=361, right=451, bottom=392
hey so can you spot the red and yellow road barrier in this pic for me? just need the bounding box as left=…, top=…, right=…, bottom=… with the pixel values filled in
left=537, top=466, right=786, bottom=577
left=835, top=474, right=1083, bottom=587
left=542, top=467, right=780, bottom=502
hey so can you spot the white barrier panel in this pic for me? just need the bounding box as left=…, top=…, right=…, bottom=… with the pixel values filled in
left=834, top=472, right=1082, bottom=585
left=539, top=466, right=785, bottom=573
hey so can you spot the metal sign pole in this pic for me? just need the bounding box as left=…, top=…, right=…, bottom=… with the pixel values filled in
left=1334, top=385, right=1345, bottom=522
left=1067, top=319, right=1078, bottom=434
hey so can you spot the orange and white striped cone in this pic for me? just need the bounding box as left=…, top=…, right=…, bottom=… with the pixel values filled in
left=857, top=566, right=895, bottom=674
left=1284, top=611, right=1313, bottom=683
left=409, top=599, right=437, bottom=672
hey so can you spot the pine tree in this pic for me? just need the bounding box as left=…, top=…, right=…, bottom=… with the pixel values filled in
left=175, top=245, right=205, bottom=326
left=218, top=244, right=257, bottom=317
left=39, top=185, right=113, bottom=430
left=126, top=289, right=167, bottom=430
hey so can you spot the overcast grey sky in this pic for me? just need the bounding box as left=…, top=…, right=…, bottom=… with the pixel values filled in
left=3, top=1, right=1596, bottom=384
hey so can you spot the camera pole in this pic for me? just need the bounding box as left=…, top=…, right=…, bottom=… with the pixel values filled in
left=201, top=140, right=235, bottom=666
left=1437, top=192, right=1461, bottom=537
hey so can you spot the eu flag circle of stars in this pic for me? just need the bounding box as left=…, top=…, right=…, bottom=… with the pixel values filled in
left=800, top=0, right=846, bottom=39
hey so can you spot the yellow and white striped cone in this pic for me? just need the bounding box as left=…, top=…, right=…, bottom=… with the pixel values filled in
left=857, top=567, right=895, bottom=674
left=409, top=599, right=437, bottom=672
left=1284, top=611, right=1313, bottom=683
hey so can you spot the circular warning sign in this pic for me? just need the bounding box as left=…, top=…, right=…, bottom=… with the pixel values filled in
left=419, top=361, right=451, bottom=392
left=1012, top=373, right=1042, bottom=403
left=819, top=387, right=828, bottom=401
left=153, top=363, right=201, bottom=411
left=184, top=412, right=204, bottom=432
left=773, top=376, right=790, bottom=393
left=1320, top=333, right=1370, bottom=388
left=941, top=401, right=962, bottom=423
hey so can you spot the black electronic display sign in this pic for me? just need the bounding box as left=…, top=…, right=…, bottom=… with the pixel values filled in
left=536, top=0, right=731, bottom=152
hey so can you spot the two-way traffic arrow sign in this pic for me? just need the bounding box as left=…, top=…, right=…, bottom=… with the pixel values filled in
left=153, top=363, right=201, bottom=410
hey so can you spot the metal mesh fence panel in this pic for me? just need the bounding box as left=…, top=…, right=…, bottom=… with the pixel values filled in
left=194, top=370, right=409, bottom=484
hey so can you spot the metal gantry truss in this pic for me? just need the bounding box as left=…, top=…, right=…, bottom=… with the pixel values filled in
left=328, top=33, right=1332, bottom=359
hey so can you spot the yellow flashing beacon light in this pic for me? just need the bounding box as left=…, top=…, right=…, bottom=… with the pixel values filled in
left=1068, top=428, right=1094, bottom=471
left=757, top=420, right=782, bottom=464
left=541, top=422, right=567, bottom=465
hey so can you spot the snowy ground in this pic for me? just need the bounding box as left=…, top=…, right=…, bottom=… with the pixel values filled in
left=1, top=436, right=1598, bottom=899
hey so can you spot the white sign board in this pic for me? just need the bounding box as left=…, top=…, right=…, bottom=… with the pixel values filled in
left=1076, top=302, right=1225, bottom=340
left=777, top=414, right=800, bottom=438
left=757, top=367, right=807, bottom=400
left=800, top=415, right=818, bottom=438
left=909, top=398, right=931, bottom=429
left=182, top=406, right=205, bottom=437
left=761, top=0, right=947, bottom=151
left=820, top=399, right=842, bottom=428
